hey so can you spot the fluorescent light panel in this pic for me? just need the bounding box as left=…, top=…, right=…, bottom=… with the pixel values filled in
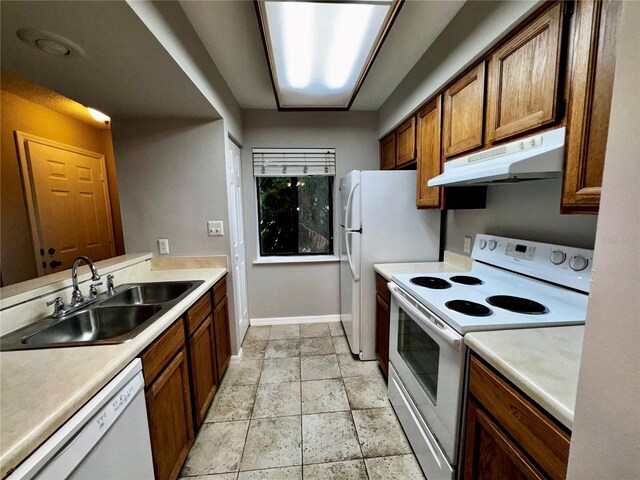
left=261, top=1, right=394, bottom=108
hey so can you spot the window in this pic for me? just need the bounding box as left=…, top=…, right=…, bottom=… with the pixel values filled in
left=253, top=148, right=335, bottom=258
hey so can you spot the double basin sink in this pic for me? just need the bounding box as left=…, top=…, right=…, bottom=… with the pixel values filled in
left=0, top=281, right=204, bottom=351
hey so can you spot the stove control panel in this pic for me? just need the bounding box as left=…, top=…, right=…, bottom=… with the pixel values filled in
left=472, top=234, right=594, bottom=292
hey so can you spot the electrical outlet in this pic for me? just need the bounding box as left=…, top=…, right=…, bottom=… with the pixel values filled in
left=208, top=221, right=224, bottom=237
left=464, top=236, right=472, bottom=254
left=157, top=238, right=170, bottom=255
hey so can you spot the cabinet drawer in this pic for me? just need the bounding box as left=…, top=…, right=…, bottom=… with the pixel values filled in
left=375, top=273, right=390, bottom=305
left=212, top=277, right=227, bottom=307
left=468, top=355, right=570, bottom=480
left=186, top=292, right=212, bottom=336
left=141, top=319, right=185, bottom=386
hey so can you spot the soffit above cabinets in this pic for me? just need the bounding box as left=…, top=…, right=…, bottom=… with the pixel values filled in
left=180, top=0, right=467, bottom=111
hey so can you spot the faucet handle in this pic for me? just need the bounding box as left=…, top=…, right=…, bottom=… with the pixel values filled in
left=46, top=297, right=65, bottom=317
left=89, top=282, right=103, bottom=298
left=106, top=274, right=116, bottom=295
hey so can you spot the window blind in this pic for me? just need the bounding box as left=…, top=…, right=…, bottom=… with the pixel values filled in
left=253, top=148, right=336, bottom=177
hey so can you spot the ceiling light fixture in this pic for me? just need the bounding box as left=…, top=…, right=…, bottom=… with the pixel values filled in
left=16, top=28, right=85, bottom=58
left=87, top=107, right=111, bottom=125
left=256, top=0, right=402, bottom=110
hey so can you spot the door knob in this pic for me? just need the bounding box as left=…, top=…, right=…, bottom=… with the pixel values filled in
left=50, top=260, right=62, bottom=268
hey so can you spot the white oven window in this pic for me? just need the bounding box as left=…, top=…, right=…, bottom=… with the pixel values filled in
left=397, top=307, right=440, bottom=404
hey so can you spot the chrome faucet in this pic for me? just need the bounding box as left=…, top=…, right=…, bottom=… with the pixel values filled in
left=70, top=256, right=101, bottom=307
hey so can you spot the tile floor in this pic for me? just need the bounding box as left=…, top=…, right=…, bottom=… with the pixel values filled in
left=180, top=322, right=426, bottom=480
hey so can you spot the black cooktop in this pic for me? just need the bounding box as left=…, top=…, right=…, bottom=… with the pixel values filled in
left=445, top=300, right=493, bottom=317
left=486, top=295, right=549, bottom=315
left=410, top=276, right=452, bottom=289
left=450, top=275, right=484, bottom=285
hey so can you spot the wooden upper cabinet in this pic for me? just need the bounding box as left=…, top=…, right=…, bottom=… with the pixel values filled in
left=416, top=97, right=443, bottom=208
left=443, top=62, right=486, bottom=158
left=379, top=132, right=396, bottom=170
left=562, top=0, right=622, bottom=213
left=486, top=3, right=564, bottom=143
left=395, top=116, right=417, bottom=167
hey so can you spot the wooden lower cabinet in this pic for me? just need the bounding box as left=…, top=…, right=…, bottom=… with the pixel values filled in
left=188, top=314, right=218, bottom=427
left=374, top=273, right=390, bottom=379
left=145, top=347, right=194, bottom=480
left=464, top=354, right=570, bottom=480
left=213, top=294, right=231, bottom=381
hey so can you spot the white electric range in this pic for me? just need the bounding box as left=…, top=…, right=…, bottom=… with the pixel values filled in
left=387, top=234, right=593, bottom=480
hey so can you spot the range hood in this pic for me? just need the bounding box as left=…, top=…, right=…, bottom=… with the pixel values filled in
left=428, top=127, right=566, bottom=187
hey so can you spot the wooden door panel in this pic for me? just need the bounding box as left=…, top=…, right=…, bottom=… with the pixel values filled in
left=214, top=296, right=231, bottom=381
left=379, top=133, right=396, bottom=170
left=396, top=117, right=416, bottom=167
left=486, top=3, right=563, bottom=142
left=443, top=63, right=486, bottom=157
left=416, top=97, right=443, bottom=208
left=189, top=314, right=218, bottom=428
left=146, top=348, right=194, bottom=480
left=375, top=293, right=390, bottom=379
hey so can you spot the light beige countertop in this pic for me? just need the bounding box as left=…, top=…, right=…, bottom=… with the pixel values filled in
left=0, top=260, right=227, bottom=478
left=374, top=251, right=472, bottom=281
left=464, top=326, right=584, bottom=430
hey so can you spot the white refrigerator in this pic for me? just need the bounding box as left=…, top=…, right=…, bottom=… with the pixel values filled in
left=339, top=170, right=440, bottom=360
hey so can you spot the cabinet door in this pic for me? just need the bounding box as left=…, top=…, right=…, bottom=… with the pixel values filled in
left=396, top=116, right=417, bottom=167
left=562, top=0, right=622, bottom=213
left=146, top=348, right=194, bottom=480
left=375, top=293, right=390, bottom=379
left=486, top=3, right=564, bottom=142
left=213, top=295, right=232, bottom=382
left=379, top=133, right=396, bottom=170
left=416, top=97, right=443, bottom=208
left=189, top=314, right=218, bottom=428
left=464, top=400, right=546, bottom=480
left=443, top=62, right=485, bottom=158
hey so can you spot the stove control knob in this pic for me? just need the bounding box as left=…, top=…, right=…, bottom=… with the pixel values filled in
left=550, top=250, right=566, bottom=265
left=478, top=239, right=487, bottom=250
left=569, top=255, right=589, bottom=271
left=488, top=240, right=498, bottom=251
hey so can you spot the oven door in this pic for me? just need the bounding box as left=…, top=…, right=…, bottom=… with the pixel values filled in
left=388, top=282, right=466, bottom=464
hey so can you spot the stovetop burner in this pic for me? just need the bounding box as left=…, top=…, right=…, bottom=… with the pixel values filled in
left=450, top=275, right=484, bottom=285
left=410, top=276, right=452, bottom=289
left=445, top=300, right=493, bottom=317
left=487, top=295, right=548, bottom=315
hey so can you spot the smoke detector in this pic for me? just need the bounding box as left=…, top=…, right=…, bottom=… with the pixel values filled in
left=16, top=28, right=84, bottom=58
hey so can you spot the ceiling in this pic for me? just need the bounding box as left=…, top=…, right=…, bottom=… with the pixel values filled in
left=180, top=0, right=466, bottom=111
left=0, top=1, right=220, bottom=120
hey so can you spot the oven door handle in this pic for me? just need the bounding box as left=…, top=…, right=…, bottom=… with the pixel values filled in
left=388, top=282, right=463, bottom=349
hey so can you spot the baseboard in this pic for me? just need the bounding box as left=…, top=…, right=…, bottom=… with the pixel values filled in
left=230, top=347, right=243, bottom=363
left=250, top=314, right=341, bottom=326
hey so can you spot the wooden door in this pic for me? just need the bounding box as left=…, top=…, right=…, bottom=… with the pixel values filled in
left=416, top=97, right=443, bottom=208
left=213, top=295, right=231, bottom=381
left=562, top=0, right=622, bottom=213
left=379, top=132, right=396, bottom=170
left=375, top=293, right=390, bottom=379
left=443, top=62, right=486, bottom=158
left=464, top=400, right=546, bottom=480
left=395, top=117, right=416, bottom=167
left=486, top=3, right=564, bottom=142
left=15, top=132, right=115, bottom=275
left=189, top=314, right=218, bottom=428
left=146, top=347, right=194, bottom=480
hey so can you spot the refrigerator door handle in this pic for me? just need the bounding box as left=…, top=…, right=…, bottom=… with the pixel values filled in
left=345, top=230, right=360, bottom=282
left=344, top=181, right=359, bottom=231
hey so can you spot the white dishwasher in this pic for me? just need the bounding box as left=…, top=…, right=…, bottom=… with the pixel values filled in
left=9, top=358, right=154, bottom=480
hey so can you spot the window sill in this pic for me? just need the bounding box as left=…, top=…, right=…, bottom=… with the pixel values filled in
left=253, top=255, right=339, bottom=265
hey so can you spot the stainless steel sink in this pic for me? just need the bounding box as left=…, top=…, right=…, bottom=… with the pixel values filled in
left=0, top=280, right=204, bottom=351
left=22, top=306, right=161, bottom=346
left=99, top=282, right=195, bottom=306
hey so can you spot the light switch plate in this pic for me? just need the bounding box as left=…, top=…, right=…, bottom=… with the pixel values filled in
left=157, top=238, right=170, bottom=255
left=464, top=236, right=472, bottom=254
left=208, top=221, right=224, bottom=237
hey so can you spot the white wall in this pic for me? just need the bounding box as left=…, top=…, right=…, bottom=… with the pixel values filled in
left=241, top=110, right=378, bottom=320
left=378, top=0, right=539, bottom=137
left=445, top=180, right=598, bottom=253
left=567, top=2, right=640, bottom=478
left=112, top=118, right=239, bottom=352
